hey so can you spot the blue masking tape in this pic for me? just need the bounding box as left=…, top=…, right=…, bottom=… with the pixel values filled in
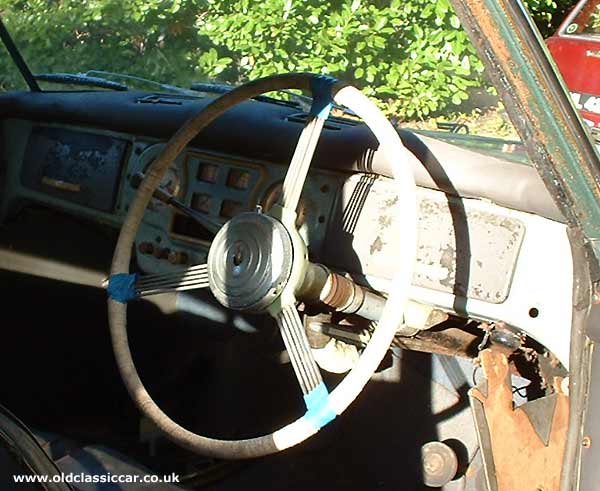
left=309, top=75, right=337, bottom=120
left=107, top=273, right=138, bottom=304
left=302, top=382, right=336, bottom=430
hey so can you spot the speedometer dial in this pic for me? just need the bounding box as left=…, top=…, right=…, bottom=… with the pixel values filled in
left=143, top=160, right=182, bottom=211
left=160, top=166, right=181, bottom=197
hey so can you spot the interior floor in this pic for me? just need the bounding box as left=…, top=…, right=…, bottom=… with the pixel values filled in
left=0, top=265, right=480, bottom=490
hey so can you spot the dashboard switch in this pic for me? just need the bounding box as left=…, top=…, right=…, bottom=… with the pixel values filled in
left=197, top=163, right=219, bottom=183
left=138, top=242, right=154, bottom=255
left=220, top=200, right=243, bottom=219
left=226, top=169, right=251, bottom=190
left=152, top=247, right=169, bottom=259
left=168, top=250, right=189, bottom=265
left=191, top=193, right=211, bottom=214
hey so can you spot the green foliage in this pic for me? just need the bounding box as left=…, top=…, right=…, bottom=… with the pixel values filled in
left=586, top=3, right=600, bottom=32
left=0, top=0, right=575, bottom=120
left=526, top=0, right=574, bottom=37
left=0, top=0, right=213, bottom=89
left=196, top=0, right=483, bottom=119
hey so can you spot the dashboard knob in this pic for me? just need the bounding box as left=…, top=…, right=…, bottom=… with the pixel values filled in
left=138, top=242, right=154, bottom=255
left=152, top=247, right=169, bottom=259
left=168, top=250, right=188, bottom=265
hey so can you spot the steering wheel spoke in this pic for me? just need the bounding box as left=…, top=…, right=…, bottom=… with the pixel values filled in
left=135, top=263, right=209, bottom=297
left=277, top=115, right=327, bottom=217
left=274, top=301, right=323, bottom=395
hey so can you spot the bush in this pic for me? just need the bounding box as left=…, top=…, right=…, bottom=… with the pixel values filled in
left=0, top=0, right=575, bottom=120
left=197, top=0, right=483, bottom=119
left=0, top=0, right=210, bottom=89
left=527, top=0, right=574, bottom=37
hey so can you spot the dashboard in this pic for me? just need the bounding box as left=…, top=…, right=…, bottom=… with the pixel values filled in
left=125, top=140, right=339, bottom=275
left=1, top=119, right=340, bottom=276
left=0, top=90, right=575, bottom=368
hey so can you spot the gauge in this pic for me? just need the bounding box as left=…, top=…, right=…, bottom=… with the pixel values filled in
left=160, top=166, right=181, bottom=197
left=226, top=169, right=251, bottom=190
left=143, top=161, right=182, bottom=212
left=197, top=162, right=219, bottom=183
left=191, top=192, right=211, bottom=214
left=143, top=160, right=181, bottom=198
left=261, top=182, right=307, bottom=227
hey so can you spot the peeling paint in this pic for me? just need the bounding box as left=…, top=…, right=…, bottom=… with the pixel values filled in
left=327, top=174, right=526, bottom=305
left=370, top=236, right=383, bottom=255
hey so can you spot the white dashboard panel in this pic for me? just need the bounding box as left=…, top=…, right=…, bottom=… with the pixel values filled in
left=328, top=174, right=573, bottom=368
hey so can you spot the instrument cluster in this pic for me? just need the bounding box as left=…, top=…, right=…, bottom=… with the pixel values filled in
left=121, top=141, right=340, bottom=276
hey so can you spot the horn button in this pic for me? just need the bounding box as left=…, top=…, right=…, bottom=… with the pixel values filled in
left=207, top=212, right=294, bottom=312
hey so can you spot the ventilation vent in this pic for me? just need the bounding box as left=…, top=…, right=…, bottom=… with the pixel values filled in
left=136, top=94, right=202, bottom=105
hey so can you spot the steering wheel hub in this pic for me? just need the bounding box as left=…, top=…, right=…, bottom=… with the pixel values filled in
left=207, top=212, right=293, bottom=311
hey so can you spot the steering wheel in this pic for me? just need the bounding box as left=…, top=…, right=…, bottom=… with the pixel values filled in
left=107, top=73, right=418, bottom=459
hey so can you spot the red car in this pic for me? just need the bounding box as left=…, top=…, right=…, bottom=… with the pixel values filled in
left=547, top=0, right=600, bottom=129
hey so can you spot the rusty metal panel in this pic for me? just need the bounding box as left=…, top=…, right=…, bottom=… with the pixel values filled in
left=469, top=349, right=569, bottom=491
left=325, top=174, right=525, bottom=304
left=449, top=0, right=600, bottom=271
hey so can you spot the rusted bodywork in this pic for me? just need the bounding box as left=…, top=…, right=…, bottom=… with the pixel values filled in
left=470, top=349, right=569, bottom=491
left=450, top=0, right=600, bottom=267
left=448, top=1, right=600, bottom=489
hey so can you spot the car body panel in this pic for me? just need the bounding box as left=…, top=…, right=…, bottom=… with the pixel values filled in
left=547, top=0, right=600, bottom=127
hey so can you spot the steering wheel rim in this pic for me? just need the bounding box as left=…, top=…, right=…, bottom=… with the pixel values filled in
left=108, top=73, right=418, bottom=459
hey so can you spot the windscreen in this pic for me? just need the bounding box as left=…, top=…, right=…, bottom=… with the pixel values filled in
left=0, top=1, right=577, bottom=140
